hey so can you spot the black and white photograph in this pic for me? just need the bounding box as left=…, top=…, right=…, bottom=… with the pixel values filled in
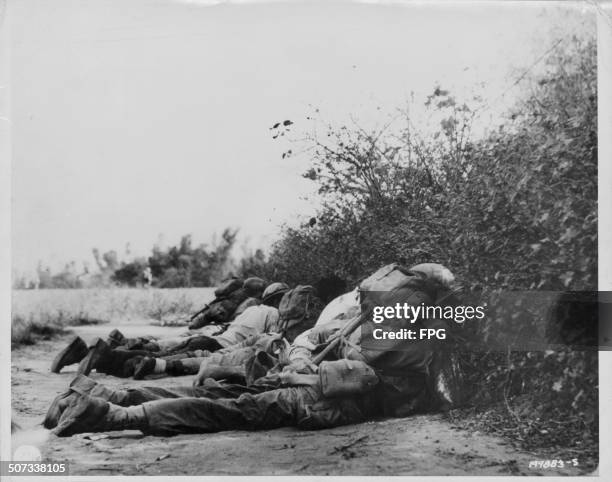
left=3, top=0, right=609, bottom=477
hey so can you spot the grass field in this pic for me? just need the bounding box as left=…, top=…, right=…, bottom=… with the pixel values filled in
left=11, top=288, right=215, bottom=346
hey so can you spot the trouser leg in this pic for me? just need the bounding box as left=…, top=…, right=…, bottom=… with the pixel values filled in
left=102, top=345, right=216, bottom=377
left=165, top=357, right=205, bottom=376
left=70, top=374, right=198, bottom=405
left=106, top=342, right=215, bottom=377
left=118, top=380, right=273, bottom=404
left=97, top=349, right=157, bottom=377
left=121, top=337, right=160, bottom=351
left=70, top=375, right=274, bottom=407
left=151, top=336, right=195, bottom=352
left=141, top=385, right=319, bottom=435
left=161, top=336, right=223, bottom=355
left=192, top=379, right=277, bottom=399
left=296, top=393, right=378, bottom=430
left=160, top=351, right=201, bottom=361
left=147, top=336, right=223, bottom=359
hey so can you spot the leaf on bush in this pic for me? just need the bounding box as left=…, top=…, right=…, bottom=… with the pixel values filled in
left=559, top=227, right=579, bottom=243
left=530, top=243, right=542, bottom=253
left=559, top=271, right=574, bottom=287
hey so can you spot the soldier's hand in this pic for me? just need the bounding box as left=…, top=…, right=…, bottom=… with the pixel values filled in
left=193, top=363, right=214, bottom=387
left=193, top=371, right=206, bottom=387
left=193, top=363, right=228, bottom=387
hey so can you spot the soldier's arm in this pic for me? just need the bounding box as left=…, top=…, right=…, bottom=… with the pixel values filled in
left=286, top=325, right=341, bottom=373
left=214, top=334, right=260, bottom=354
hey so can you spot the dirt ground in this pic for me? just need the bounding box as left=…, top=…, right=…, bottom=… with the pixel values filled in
left=11, top=322, right=586, bottom=476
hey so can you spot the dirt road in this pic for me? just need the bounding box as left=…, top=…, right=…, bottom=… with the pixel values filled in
left=11, top=323, right=583, bottom=476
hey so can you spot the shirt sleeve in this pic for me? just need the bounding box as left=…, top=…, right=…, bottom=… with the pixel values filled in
left=287, top=324, right=341, bottom=365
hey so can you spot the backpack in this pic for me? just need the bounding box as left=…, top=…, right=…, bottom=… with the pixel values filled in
left=279, top=285, right=321, bottom=329
left=359, top=264, right=430, bottom=311
left=214, top=278, right=244, bottom=298
left=359, top=263, right=419, bottom=293
left=199, top=288, right=249, bottom=325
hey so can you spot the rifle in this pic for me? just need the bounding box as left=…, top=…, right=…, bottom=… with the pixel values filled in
left=186, top=303, right=211, bottom=327
left=311, top=283, right=464, bottom=365
left=312, top=307, right=373, bottom=365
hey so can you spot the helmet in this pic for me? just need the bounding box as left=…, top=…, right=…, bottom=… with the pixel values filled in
left=243, top=277, right=267, bottom=298
left=262, top=282, right=290, bottom=303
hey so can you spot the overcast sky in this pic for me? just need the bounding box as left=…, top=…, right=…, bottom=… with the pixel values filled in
left=10, top=0, right=593, bottom=274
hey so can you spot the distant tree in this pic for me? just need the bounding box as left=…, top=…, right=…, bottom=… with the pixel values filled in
left=113, top=229, right=239, bottom=288
left=237, top=248, right=270, bottom=279
left=35, top=261, right=83, bottom=288
left=112, top=257, right=149, bottom=286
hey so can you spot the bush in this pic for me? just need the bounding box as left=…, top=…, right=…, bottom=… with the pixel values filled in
left=257, top=33, right=597, bottom=458
left=11, top=315, right=67, bottom=347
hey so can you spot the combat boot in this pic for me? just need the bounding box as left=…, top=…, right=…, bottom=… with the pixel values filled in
left=50, top=337, right=88, bottom=373
left=43, top=391, right=79, bottom=429
left=77, top=338, right=112, bottom=375
left=106, top=329, right=125, bottom=348
left=53, top=395, right=147, bottom=437
left=43, top=374, right=106, bottom=429
left=133, top=357, right=156, bottom=379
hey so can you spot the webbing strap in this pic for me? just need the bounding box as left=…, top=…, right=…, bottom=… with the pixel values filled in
left=337, top=333, right=361, bottom=355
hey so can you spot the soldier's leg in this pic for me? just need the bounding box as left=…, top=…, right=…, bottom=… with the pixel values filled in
left=160, top=350, right=205, bottom=361
left=54, top=385, right=320, bottom=437
left=192, top=377, right=280, bottom=399
left=132, top=354, right=209, bottom=379
left=296, top=392, right=380, bottom=430
left=45, top=375, right=284, bottom=429
left=140, top=385, right=319, bottom=435
left=61, top=374, right=271, bottom=408
left=78, top=338, right=159, bottom=377
left=157, top=335, right=224, bottom=355
left=165, top=357, right=205, bottom=375
left=70, top=374, right=201, bottom=405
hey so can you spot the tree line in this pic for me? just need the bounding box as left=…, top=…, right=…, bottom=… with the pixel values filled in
left=16, top=228, right=252, bottom=289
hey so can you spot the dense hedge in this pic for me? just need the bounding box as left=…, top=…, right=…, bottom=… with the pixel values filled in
left=261, top=38, right=596, bottom=294
left=242, top=35, right=598, bottom=459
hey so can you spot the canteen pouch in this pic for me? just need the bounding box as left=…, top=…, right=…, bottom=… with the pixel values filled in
left=319, top=359, right=379, bottom=398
